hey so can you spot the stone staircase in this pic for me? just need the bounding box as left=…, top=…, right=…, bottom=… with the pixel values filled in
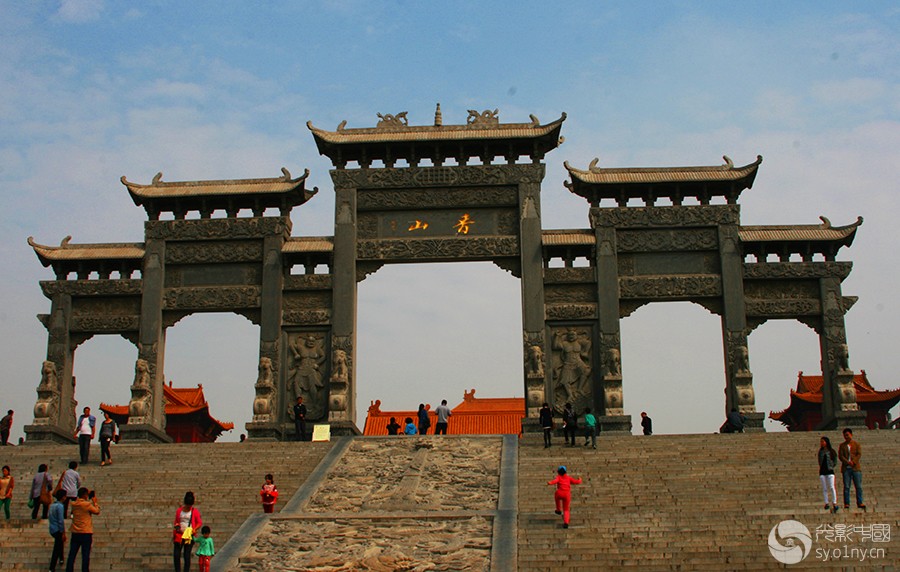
left=517, top=430, right=900, bottom=571
left=1, top=431, right=897, bottom=571
left=0, top=441, right=331, bottom=571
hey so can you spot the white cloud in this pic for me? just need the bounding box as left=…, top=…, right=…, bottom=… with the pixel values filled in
left=55, top=0, right=104, bottom=23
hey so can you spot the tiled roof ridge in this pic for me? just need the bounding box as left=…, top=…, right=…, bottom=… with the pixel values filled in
left=121, top=167, right=309, bottom=190
left=565, top=155, right=762, bottom=178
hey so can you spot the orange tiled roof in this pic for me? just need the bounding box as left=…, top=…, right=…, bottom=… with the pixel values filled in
left=363, top=389, right=524, bottom=436
left=100, top=382, right=234, bottom=431
left=770, top=370, right=900, bottom=420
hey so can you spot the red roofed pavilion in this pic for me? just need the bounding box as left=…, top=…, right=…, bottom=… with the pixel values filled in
left=770, top=371, right=900, bottom=431
left=101, top=381, right=234, bottom=443
left=363, top=389, right=525, bottom=436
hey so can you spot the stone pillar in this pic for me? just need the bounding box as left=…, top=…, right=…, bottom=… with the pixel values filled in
left=718, top=223, right=764, bottom=431
left=519, top=179, right=548, bottom=429
left=122, top=238, right=171, bottom=442
left=818, top=276, right=866, bottom=429
left=25, top=293, right=78, bottom=443
left=247, top=229, right=287, bottom=440
left=328, top=179, right=359, bottom=434
left=592, top=210, right=630, bottom=433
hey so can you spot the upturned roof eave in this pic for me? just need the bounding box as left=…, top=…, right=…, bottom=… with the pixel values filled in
left=121, top=168, right=312, bottom=206
left=28, top=236, right=145, bottom=267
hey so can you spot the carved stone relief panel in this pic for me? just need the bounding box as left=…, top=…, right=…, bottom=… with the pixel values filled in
left=616, top=228, right=719, bottom=252
left=744, top=299, right=820, bottom=317
left=282, top=310, right=331, bottom=326
left=619, top=275, right=721, bottom=299
left=70, top=316, right=140, bottom=333
left=162, top=286, right=262, bottom=310
left=591, top=205, right=740, bottom=228
left=283, top=291, right=332, bottom=312
left=545, top=304, right=597, bottom=320
left=71, top=297, right=141, bottom=317
left=284, top=331, right=329, bottom=420
left=166, top=264, right=261, bottom=288
left=145, top=217, right=291, bottom=240
left=743, top=280, right=819, bottom=300
left=331, top=164, right=546, bottom=189
left=742, top=262, right=853, bottom=280
left=543, top=268, right=595, bottom=284
left=40, top=280, right=143, bottom=298
left=356, top=187, right=518, bottom=210
left=165, top=241, right=263, bottom=264
left=283, top=275, right=332, bottom=291
left=548, top=324, right=595, bottom=413
left=543, top=284, right=596, bottom=305
left=357, top=236, right=518, bottom=261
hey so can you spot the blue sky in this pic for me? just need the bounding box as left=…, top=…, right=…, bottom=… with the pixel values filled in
left=1, top=1, right=898, bottom=441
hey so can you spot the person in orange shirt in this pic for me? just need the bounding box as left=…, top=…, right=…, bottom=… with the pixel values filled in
left=65, top=487, right=100, bottom=572
left=547, top=465, right=582, bottom=528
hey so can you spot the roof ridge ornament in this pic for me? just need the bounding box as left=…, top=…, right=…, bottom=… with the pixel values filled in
left=376, top=111, right=409, bottom=129
left=722, top=155, right=734, bottom=169
left=434, top=103, right=442, bottom=127
left=467, top=108, right=499, bottom=127
left=820, top=215, right=864, bottom=231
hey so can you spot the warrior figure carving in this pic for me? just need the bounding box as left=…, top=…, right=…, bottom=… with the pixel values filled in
left=553, top=328, right=592, bottom=404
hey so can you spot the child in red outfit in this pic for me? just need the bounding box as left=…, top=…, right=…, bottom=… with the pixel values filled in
left=548, top=465, right=582, bottom=528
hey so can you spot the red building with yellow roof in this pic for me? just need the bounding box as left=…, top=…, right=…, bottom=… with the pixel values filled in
left=770, top=371, right=900, bottom=431
left=101, top=381, right=234, bottom=443
left=364, top=389, right=525, bottom=436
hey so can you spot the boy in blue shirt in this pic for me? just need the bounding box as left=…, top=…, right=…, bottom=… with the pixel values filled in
left=48, top=488, right=67, bottom=571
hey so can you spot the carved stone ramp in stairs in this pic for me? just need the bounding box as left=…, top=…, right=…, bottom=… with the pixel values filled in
left=217, top=434, right=519, bottom=571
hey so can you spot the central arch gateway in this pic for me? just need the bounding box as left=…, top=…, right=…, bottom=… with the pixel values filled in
left=26, top=106, right=866, bottom=442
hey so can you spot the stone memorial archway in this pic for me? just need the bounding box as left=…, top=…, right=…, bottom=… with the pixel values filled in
left=26, top=106, right=866, bottom=442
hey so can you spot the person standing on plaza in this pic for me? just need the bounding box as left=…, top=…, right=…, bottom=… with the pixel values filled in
left=562, top=403, right=578, bottom=447
left=292, top=396, right=307, bottom=442
left=640, top=411, right=653, bottom=435
left=173, top=491, right=203, bottom=572
left=98, top=411, right=116, bottom=466
left=547, top=465, right=582, bottom=529
left=260, top=474, right=278, bottom=513
left=194, top=526, right=215, bottom=572
left=434, top=399, right=452, bottom=435
left=417, top=404, right=431, bottom=435
left=74, top=407, right=95, bottom=464
left=582, top=407, right=598, bottom=449
left=60, top=461, right=81, bottom=519
left=539, top=403, right=553, bottom=448
left=837, top=427, right=865, bottom=511
left=48, top=489, right=67, bottom=572
left=817, top=436, right=839, bottom=514
left=0, top=409, right=13, bottom=446
left=30, top=463, right=53, bottom=520
left=0, top=465, right=14, bottom=520
left=65, top=487, right=100, bottom=572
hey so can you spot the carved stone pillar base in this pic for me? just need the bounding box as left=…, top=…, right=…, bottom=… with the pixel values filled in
left=521, top=417, right=543, bottom=434
left=246, top=421, right=284, bottom=441
left=24, top=424, right=77, bottom=445
left=741, top=412, right=766, bottom=432
left=819, top=410, right=867, bottom=431
left=598, top=415, right=632, bottom=433
left=118, top=423, right=172, bottom=444
left=328, top=421, right=362, bottom=437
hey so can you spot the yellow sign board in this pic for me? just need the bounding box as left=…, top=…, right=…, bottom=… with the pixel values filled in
left=311, top=424, right=331, bottom=442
